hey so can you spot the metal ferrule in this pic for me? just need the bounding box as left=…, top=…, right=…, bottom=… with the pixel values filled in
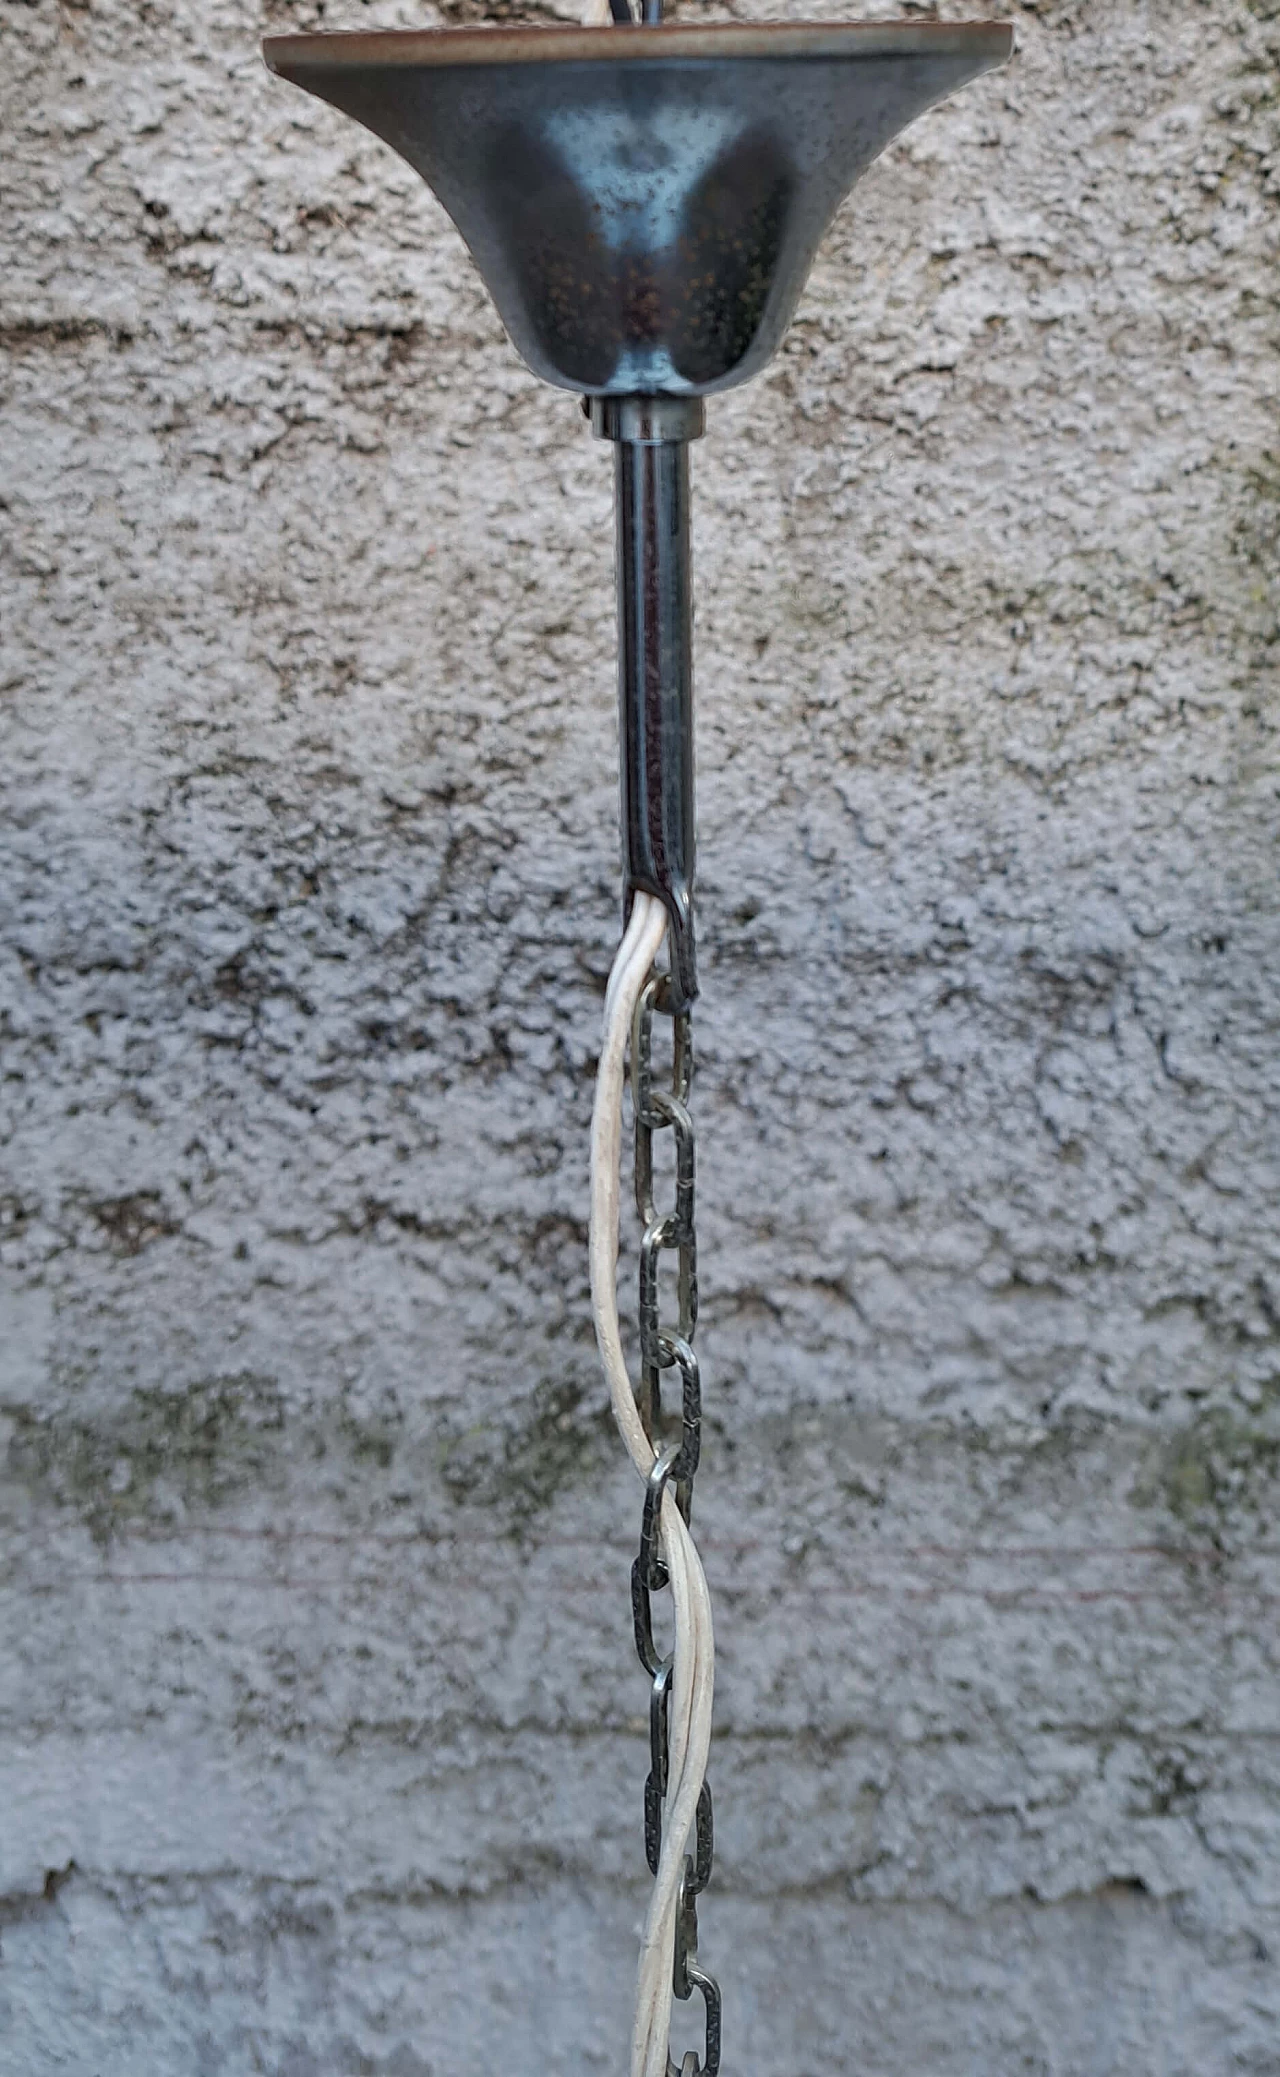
left=592, top=394, right=705, bottom=1011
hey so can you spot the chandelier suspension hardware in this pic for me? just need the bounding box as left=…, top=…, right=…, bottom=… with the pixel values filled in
left=261, top=17, right=1014, bottom=2073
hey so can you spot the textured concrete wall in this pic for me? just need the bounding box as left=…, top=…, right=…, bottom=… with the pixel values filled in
left=3, top=0, right=1279, bottom=2070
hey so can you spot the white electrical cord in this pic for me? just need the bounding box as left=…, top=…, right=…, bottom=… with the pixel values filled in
left=590, top=891, right=717, bottom=2077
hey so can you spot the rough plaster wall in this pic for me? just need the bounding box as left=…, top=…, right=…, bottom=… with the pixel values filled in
left=2, top=0, right=1279, bottom=2069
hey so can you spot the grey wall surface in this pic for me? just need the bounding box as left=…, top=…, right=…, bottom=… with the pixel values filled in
left=2, top=0, right=1279, bottom=2071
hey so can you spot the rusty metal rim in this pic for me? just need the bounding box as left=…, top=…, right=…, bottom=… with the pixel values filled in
left=262, top=21, right=1014, bottom=75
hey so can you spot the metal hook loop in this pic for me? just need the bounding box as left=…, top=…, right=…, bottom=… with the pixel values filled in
left=632, top=1441, right=679, bottom=1675
left=670, top=1861, right=722, bottom=2077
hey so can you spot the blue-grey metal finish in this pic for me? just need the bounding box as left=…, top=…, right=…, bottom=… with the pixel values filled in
left=258, top=35, right=1014, bottom=2067
left=261, top=22, right=1014, bottom=996
left=262, top=23, right=1013, bottom=399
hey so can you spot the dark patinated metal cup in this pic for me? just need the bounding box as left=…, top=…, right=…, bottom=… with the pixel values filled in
left=264, top=20, right=1012, bottom=1004
left=263, top=23, right=1011, bottom=398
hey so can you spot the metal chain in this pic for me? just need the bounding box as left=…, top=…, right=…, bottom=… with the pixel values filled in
left=630, top=973, right=721, bottom=2077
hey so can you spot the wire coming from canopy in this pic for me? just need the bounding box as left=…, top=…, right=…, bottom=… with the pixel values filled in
left=589, top=892, right=717, bottom=2077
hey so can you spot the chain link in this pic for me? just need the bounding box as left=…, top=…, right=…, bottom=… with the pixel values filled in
left=630, top=974, right=720, bottom=2077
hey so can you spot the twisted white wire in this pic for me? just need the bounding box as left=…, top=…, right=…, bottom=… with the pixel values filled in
left=590, top=892, right=716, bottom=2077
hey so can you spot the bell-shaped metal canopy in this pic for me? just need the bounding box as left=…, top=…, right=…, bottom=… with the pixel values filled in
left=264, top=22, right=1011, bottom=397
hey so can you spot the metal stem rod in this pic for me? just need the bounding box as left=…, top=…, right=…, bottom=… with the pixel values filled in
left=591, top=394, right=705, bottom=1011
